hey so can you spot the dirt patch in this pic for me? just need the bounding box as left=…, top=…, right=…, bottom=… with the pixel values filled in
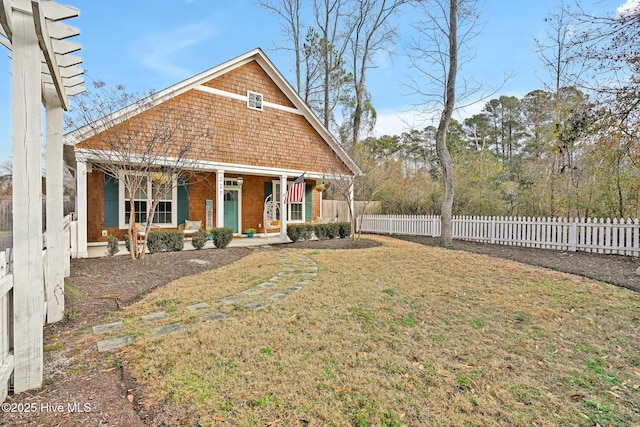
left=2, top=236, right=637, bottom=426
left=392, top=234, right=639, bottom=293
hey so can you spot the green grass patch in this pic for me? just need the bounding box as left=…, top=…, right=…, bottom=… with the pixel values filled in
left=110, top=237, right=640, bottom=426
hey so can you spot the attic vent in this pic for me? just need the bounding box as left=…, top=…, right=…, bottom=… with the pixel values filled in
left=247, top=91, right=263, bottom=111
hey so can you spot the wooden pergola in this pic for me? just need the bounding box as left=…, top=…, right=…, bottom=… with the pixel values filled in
left=0, top=0, right=84, bottom=393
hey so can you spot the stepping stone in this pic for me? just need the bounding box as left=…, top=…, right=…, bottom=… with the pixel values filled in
left=270, top=276, right=284, bottom=282
left=203, top=313, right=227, bottom=323
left=243, top=288, right=263, bottom=295
left=245, top=301, right=266, bottom=311
left=141, top=311, right=169, bottom=322
left=155, top=323, right=184, bottom=335
left=297, top=279, right=311, bottom=285
left=258, top=282, right=276, bottom=289
left=97, top=336, right=131, bottom=352
left=220, top=295, right=242, bottom=305
left=269, top=293, right=288, bottom=301
left=305, top=266, right=318, bottom=271
left=302, top=273, right=317, bottom=278
left=189, top=259, right=210, bottom=265
left=278, top=271, right=293, bottom=277
left=285, top=286, right=302, bottom=292
left=92, top=321, right=122, bottom=336
left=187, top=302, right=211, bottom=311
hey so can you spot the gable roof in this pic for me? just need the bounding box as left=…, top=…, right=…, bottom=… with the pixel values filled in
left=65, top=48, right=361, bottom=176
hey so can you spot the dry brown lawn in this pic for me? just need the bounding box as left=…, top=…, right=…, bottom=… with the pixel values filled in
left=110, top=235, right=639, bottom=426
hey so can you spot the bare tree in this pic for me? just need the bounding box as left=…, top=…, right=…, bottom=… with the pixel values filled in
left=406, top=0, right=483, bottom=247
left=346, top=0, right=410, bottom=146
left=534, top=0, right=584, bottom=216
left=257, top=0, right=305, bottom=94
left=324, top=141, right=385, bottom=239
left=67, top=82, right=213, bottom=259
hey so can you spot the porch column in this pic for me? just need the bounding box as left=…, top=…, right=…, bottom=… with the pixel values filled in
left=76, top=161, right=88, bottom=258
left=45, top=93, right=65, bottom=323
left=280, top=174, right=287, bottom=242
left=216, top=170, right=225, bottom=228
left=11, top=6, right=44, bottom=393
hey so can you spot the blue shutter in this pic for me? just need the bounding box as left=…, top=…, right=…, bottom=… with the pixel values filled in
left=177, top=178, right=189, bottom=225
left=264, top=181, right=272, bottom=199
left=305, top=184, right=312, bottom=222
left=103, top=174, right=119, bottom=227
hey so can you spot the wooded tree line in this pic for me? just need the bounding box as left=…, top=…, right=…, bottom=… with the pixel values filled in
left=260, top=0, right=639, bottom=221
left=357, top=86, right=638, bottom=219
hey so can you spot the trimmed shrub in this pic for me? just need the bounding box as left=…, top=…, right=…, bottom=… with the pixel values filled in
left=288, top=224, right=316, bottom=242
left=337, top=222, right=351, bottom=239
left=106, top=234, right=120, bottom=256
left=287, top=224, right=304, bottom=242
left=191, top=229, right=208, bottom=250
left=301, top=224, right=314, bottom=240
left=147, top=230, right=184, bottom=253
left=211, top=227, right=234, bottom=248
left=314, top=223, right=339, bottom=240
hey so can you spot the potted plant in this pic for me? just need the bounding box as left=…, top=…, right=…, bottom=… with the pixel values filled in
left=152, top=172, right=169, bottom=185
left=315, top=183, right=325, bottom=192
left=244, top=227, right=256, bottom=238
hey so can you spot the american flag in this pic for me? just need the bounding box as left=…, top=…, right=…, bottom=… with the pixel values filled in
left=283, top=173, right=305, bottom=204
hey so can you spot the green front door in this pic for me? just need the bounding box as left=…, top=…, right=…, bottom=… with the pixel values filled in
left=223, top=189, right=239, bottom=233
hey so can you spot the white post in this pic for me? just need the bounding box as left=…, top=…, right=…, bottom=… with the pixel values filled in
left=44, top=94, right=65, bottom=323
left=75, top=161, right=88, bottom=258
left=280, top=175, right=287, bottom=242
left=11, top=7, right=44, bottom=393
left=216, top=170, right=224, bottom=228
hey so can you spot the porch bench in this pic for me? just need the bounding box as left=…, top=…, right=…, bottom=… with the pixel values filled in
left=178, top=219, right=203, bottom=237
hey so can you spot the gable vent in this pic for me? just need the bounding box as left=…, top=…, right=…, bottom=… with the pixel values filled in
left=247, top=91, right=263, bottom=111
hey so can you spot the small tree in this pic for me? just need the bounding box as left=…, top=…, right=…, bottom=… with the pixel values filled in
left=324, top=141, right=385, bottom=240
left=67, top=81, right=213, bottom=259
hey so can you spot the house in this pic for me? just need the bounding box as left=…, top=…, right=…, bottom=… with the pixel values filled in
left=64, top=48, right=361, bottom=257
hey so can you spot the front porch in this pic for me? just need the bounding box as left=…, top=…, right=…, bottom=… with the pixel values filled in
left=75, top=167, right=333, bottom=257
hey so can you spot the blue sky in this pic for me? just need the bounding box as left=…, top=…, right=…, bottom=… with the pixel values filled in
left=0, top=0, right=625, bottom=165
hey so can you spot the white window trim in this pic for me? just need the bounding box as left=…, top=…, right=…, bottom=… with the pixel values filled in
left=118, top=172, right=178, bottom=229
left=247, top=90, right=263, bottom=111
left=224, top=179, right=243, bottom=235
left=273, top=180, right=305, bottom=224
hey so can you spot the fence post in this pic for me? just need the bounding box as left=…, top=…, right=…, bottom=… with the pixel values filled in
left=569, top=219, right=578, bottom=252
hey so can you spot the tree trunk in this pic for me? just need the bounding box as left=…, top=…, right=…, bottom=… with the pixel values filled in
left=436, top=0, right=458, bottom=248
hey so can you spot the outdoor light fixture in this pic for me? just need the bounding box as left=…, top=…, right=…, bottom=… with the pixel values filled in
left=237, top=176, right=244, bottom=185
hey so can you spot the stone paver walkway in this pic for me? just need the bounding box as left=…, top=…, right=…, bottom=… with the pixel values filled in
left=94, top=249, right=318, bottom=351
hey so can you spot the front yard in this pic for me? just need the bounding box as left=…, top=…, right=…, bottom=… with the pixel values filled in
left=4, top=235, right=639, bottom=426
left=102, top=236, right=640, bottom=425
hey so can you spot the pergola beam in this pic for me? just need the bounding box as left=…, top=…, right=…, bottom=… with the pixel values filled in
left=32, top=0, right=68, bottom=109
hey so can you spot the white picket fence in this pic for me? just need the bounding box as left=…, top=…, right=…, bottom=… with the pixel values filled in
left=0, top=215, right=75, bottom=402
left=0, top=247, right=13, bottom=403
left=358, top=215, right=640, bottom=256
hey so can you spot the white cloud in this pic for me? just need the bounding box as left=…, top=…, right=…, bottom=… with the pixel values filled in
left=373, top=110, right=425, bottom=136
left=132, top=21, right=217, bottom=78
left=617, top=0, right=639, bottom=15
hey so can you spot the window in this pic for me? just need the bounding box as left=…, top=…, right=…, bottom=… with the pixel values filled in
left=247, top=91, right=263, bottom=111
left=119, top=173, right=177, bottom=228
left=124, top=176, right=148, bottom=225
left=273, top=180, right=304, bottom=223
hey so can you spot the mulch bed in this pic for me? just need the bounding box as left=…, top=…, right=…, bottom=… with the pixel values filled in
left=2, top=235, right=637, bottom=426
